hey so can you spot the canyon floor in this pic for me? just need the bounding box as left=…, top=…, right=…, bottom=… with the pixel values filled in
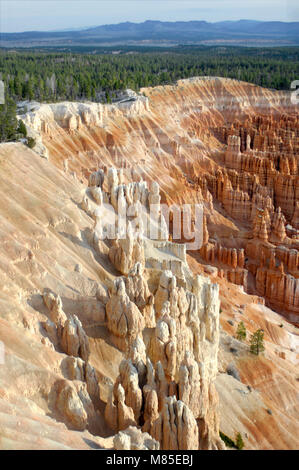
left=0, top=77, right=298, bottom=450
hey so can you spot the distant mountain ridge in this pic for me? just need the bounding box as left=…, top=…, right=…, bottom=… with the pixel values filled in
left=1, top=19, right=299, bottom=46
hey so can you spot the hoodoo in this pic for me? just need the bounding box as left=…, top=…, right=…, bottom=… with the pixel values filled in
left=0, top=77, right=298, bottom=451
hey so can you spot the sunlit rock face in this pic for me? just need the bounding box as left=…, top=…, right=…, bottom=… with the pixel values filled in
left=21, top=77, right=298, bottom=319
left=0, top=77, right=298, bottom=450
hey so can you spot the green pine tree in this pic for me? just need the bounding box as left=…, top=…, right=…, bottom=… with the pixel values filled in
left=236, top=321, right=246, bottom=341
left=250, top=329, right=265, bottom=356
left=17, top=119, right=27, bottom=137
left=26, top=136, right=36, bottom=149
left=235, top=432, right=244, bottom=450
left=0, top=95, right=18, bottom=142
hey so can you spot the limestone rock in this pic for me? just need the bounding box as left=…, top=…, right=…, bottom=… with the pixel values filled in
left=114, top=426, right=160, bottom=450
left=96, top=282, right=109, bottom=305
left=81, top=194, right=94, bottom=218
left=88, top=169, right=104, bottom=188
left=154, top=270, right=176, bottom=319
left=55, top=380, right=94, bottom=431
left=291, top=201, right=299, bottom=229
left=106, top=278, right=144, bottom=349
left=106, top=278, right=145, bottom=351
left=142, top=389, right=162, bottom=443
left=61, top=315, right=90, bottom=362
left=124, top=262, right=155, bottom=327
left=90, top=186, right=103, bottom=205
left=43, top=290, right=67, bottom=328
left=105, top=384, right=136, bottom=432
left=109, top=227, right=145, bottom=275
left=149, top=304, right=177, bottom=381
left=178, top=352, right=201, bottom=418
left=161, top=397, right=199, bottom=450
left=117, top=359, right=143, bottom=422
left=63, top=356, right=100, bottom=403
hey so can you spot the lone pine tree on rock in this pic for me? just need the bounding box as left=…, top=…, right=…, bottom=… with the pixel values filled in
left=235, top=432, right=245, bottom=450
left=236, top=321, right=246, bottom=341
left=250, top=329, right=265, bottom=356
left=17, top=119, right=27, bottom=137
left=0, top=95, right=18, bottom=142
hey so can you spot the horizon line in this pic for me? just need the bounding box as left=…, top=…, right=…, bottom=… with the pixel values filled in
left=2, top=18, right=298, bottom=35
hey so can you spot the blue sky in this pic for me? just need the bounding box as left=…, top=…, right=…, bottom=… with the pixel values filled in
left=1, top=0, right=299, bottom=33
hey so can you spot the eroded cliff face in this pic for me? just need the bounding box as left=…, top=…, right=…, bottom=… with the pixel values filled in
left=0, top=77, right=298, bottom=450
left=19, top=78, right=299, bottom=321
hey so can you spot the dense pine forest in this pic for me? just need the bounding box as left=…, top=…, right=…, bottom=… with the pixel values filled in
left=0, top=45, right=299, bottom=142
left=1, top=46, right=299, bottom=103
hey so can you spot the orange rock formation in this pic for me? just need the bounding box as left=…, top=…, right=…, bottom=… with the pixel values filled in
left=0, top=77, right=298, bottom=450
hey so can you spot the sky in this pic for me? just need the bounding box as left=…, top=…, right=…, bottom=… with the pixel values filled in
left=1, top=0, right=299, bottom=33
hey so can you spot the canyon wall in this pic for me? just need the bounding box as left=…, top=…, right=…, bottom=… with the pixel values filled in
left=0, top=77, right=298, bottom=450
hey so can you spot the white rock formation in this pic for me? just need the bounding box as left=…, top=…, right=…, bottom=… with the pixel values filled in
left=105, top=278, right=145, bottom=351
left=161, top=396, right=199, bottom=450
left=88, top=169, right=104, bottom=188
left=123, top=262, right=155, bottom=327
left=55, top=379, right=96, bottom=432
left=43, top=291, right=67, bottom=328
left=109, top=227, right=145, bottom=275
left=63, top=356, right=99, bottom=403
left=113, top=426, right=159, bottom=450
left=60, top=314, right=90, bottom=362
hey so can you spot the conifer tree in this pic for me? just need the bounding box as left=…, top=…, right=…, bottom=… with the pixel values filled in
left=26, top=136, right=36, bottom=149
left=236, top=432, right=244, bottom=450
left=17, top=119, right=27, bottom=137
left=0, top=95, right=18, bottom=142
left=250, top=329, right=265, bottom=356
left=236, top=321, right=246, bottom=341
